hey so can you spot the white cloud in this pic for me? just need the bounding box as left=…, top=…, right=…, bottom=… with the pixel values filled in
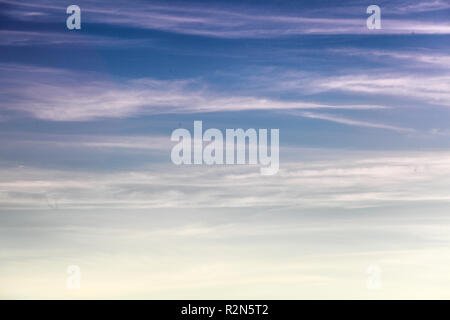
left=391, top=0, right=450, bottom=13
left=2, top=150, right=450, bottom=210
left=0, top=30, right=153, bottom=47
left=0, top=64, right=386, bottom=121
left=316, top=74, right=450, bottom=107
left=2, top=0, right=450, bottom=39
left=257, top=68, right=450, bottom=108
left=290, top=111, right=415, bottom=133
left=330, top=48, right=450, bottom=69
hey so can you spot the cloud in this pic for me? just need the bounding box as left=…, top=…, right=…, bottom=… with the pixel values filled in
left=1, top=149, right=450, bottom=210
left=227, top=61, right=450, bottom=112
left=1, top=144, right=450, bottom=298
left=289, top=111, right=415, bottom=133
left=2, top=0, right=450, bottom=40
left=315, top=74, right=450, bottom=107
left=247, top=66, right=450, bottom=109
left=390, top=0, right=450, bottom=13
left=0, top=30, right=153, bottom=47
left=0, top=133, right=171, bottom=151
left=329, top=48, right=450, bottom=69
left=0, top=64, right=386, bottom=121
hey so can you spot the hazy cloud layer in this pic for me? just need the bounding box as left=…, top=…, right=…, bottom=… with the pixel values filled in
left=2, top=150, right=450, bottom=209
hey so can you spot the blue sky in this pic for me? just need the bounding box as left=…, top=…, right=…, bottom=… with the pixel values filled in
left=0, top=0, right=450, bottom=298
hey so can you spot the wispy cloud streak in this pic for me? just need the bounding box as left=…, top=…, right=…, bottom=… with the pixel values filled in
left=290, top=111, right=415, bottom=133
left=2, top=150, right=450, bottom=209
left=2, top=0, right=450, bottom=39
left=0, top=64, right=387, bottom=121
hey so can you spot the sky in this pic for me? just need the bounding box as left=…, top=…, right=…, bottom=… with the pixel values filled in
left=0, top=0, right=450, bottom=299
